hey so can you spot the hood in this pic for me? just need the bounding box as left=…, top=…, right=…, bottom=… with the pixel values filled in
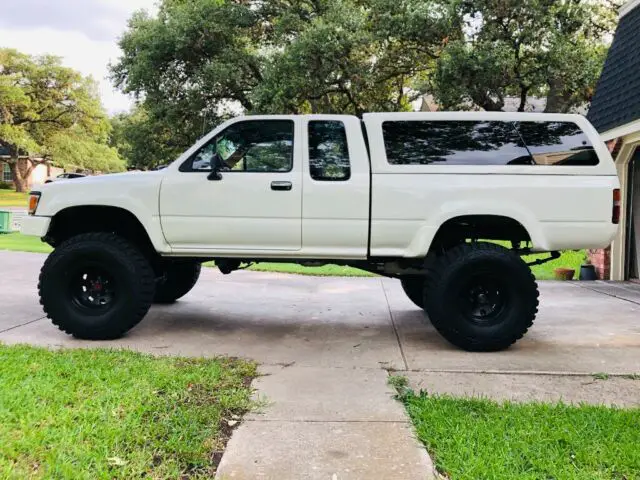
left=34, top=170, right=166, bottom=217
left=36, top=170, right=164, bottom=192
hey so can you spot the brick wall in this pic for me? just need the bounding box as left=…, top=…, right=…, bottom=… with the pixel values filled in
left=588, top=247, right=611, bottom=280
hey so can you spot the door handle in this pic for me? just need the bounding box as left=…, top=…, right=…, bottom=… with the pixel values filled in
left=271, top=181, right=292, bottom=191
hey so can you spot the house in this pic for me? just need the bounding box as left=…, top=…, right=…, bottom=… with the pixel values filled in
left=587, top=0, right=640, bottom=281
left=0, top=145, right=63, bottom=189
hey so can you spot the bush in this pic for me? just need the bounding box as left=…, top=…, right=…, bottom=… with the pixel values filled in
left=0, top=182, right=12, bottom=190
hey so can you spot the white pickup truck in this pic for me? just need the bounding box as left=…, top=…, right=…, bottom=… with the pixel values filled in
left=22, top=112, right=620, bottom=351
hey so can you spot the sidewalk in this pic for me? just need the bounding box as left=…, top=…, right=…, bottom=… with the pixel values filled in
left=216, top=365, right=436, bottom=479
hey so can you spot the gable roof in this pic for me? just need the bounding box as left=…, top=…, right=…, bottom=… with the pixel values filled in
left=587, top=1, right=640, bottom=134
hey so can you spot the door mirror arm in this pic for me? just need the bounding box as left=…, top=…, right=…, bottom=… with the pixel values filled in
left=207, top=168, right=223, bottom=181
left=207, top=152, right=224, bottom=180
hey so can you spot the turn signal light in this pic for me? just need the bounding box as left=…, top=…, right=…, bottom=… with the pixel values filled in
left=612, top=189, right=621, bottom=224
left=28, top=192, right=41, bottom=216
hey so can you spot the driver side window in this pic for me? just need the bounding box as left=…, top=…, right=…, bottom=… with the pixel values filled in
left=180, top=120, right=294, bottom=173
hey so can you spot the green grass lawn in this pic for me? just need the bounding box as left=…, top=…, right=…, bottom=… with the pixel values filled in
left=1, top=232, right=585, bottom=280
left=203, top=260, right=375, bottom=277
left=0, top=190, right=29, bottom=207
left=524, top=248, right=586, bottom=280
left=0, top=345, right=256, bottom=479
left=398, top=387, right=640, bottom=480
left=0, top=232, right=53, bottom=253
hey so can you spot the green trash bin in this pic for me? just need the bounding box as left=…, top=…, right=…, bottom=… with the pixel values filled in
left=0, top=210, right=13, bottom=234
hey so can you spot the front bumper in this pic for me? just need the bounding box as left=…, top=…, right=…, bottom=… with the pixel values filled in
left=20, top=216, right=51, bottom=237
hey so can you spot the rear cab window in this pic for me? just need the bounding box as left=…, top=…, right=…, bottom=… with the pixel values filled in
left=308, top=121, right=351, bottom=181
left=382, top=120, right=598, bottom=166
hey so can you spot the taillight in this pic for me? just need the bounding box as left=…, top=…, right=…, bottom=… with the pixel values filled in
left=612, top=188, right=621, bottom=224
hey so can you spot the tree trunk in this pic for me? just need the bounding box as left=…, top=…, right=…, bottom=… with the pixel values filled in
left=545, top=78, right=572, bottom=113
left=518, top=86, right=529, bottom=112
left=9, top=157, right=32, bottom=193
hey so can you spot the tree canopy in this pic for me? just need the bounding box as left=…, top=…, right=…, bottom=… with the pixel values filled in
left=111, top=0, right=454, bottom=150
left=110, top=0, right=620, bottom=161
left=0, top=48, right=124, bottom=191
left=430, top=0, right=622, bottom=112
left=110, top=106, right=182, bottom=170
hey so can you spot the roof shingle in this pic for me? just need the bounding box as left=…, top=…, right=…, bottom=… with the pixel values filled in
left=587, top=4, right=640, bottom=133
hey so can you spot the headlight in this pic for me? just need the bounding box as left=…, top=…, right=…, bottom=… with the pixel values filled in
left=28, top=192, right=41, bottom=215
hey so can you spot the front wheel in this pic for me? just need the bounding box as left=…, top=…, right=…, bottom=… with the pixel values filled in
left=424, top=242, right=539, bottom=352
left=400, top=276, right=425, bottom=309
left=154, top=261, right=201, bottom=304
left=39, top=232, right=155, bottom=340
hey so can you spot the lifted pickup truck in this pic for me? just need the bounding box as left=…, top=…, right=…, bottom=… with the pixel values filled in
left=22, top=112, right=620, bottom=351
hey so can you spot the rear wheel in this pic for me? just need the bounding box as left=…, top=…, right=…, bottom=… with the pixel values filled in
left=154, top=261, right=201, bottom=304
left=400, top=276, right=425, bottom=309
left=39, top=232, right=155, bottom=340
left=424, top=242, right=538, bottom=352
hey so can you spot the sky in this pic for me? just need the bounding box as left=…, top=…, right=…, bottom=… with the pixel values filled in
left=0, top=0, right=159, bottom=114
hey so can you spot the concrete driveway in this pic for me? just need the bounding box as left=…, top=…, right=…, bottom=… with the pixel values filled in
left=2, top=250, right=639, bottom=374
left=2, top=250, right=640, bottom=479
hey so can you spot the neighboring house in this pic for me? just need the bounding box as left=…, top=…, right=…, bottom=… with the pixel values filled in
left=587, top=0, right=640, bottom=281
left=0, top=145, right=63, bottom=189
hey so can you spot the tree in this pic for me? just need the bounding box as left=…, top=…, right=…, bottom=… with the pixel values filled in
left=0, top=49, right=124, bottom=192
left=111, top=1, right=266, bottom=150
left=110, top=106, right=182, bottom=169
left=110, top=0, right=453, bottom=146
left=111, top=0, right=619, bottom=150
left=428, top=0, right=621, bottom=113
left=253, top=0, right=453, bottom=115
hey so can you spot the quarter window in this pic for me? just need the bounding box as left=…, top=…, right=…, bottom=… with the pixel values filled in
left=308, top=121, right=351, bottom=181
left=382, top=121, right=532, bottom=165
left=181, top=120, right=294, bottom=172
left=515, top=121, right=599, bottom=166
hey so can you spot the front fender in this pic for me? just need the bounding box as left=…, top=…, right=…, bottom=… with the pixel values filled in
left=34, top=173, right=170, bottom=253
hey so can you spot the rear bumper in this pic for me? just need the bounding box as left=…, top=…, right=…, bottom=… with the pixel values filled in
left=20, top=216, right=51, bottom=237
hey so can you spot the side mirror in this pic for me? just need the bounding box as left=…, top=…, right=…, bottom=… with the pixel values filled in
left=207, top=168, right=222, bottom=181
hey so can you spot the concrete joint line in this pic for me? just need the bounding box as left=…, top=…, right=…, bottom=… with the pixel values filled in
left=381, top=279, right=409, bottom=370
left=0, top=316, right=47, bottom=334
left=389, top=368, right=639, bottom=377
left=573, top=283, right=640, bottom=306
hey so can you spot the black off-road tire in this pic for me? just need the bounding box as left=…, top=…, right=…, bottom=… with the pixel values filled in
left=424, top=242, right=539, bottom=352
left=154, top=261, right=201, bottom=304
left=400, top=276, right=426, bottom=309
left=38, top=232, right=155, bottom=340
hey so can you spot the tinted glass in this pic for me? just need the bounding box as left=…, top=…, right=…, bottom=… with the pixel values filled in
left=516, top=121, right=599, bottom=166
left=382, top=121, right=532, bottom=165
left=308, top=121, right=351, bottom=181
left=181, top=120, right=294, bottom=172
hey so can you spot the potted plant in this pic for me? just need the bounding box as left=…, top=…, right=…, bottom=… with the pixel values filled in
left=579, top=255, right=598, bottom=281
left=554, top=267, right=575, bottom=281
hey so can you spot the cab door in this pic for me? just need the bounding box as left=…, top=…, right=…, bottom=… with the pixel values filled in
left=159, top=117, right=302, bottom=252
left=301, top=115, right=370, bottom=258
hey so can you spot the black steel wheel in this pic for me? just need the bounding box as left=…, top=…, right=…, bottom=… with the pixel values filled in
left=39, top=232, right=155, bottom=340
left=424, top=242, right=539, bottom=351
left=69, top=265, right=117, bottom=311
